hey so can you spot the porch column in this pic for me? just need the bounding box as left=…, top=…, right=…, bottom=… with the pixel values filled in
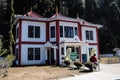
left=74, top=46, right=76, bottom=52
left=53, top=47, right=57, bottom=60
left=64, top=44, right=67, bottom=57
left=45, top=48, right=47, bottom=60
left=59, top=45, right=62, bottom=65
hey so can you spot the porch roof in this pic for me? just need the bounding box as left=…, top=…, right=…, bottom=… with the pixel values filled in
left=60, top=42, right=89, bottom=47
left=44, top=41, right=58, bottom=48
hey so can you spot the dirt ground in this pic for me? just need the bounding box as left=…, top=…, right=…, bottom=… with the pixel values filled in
left=0, top=65, right=86, bottom=80
left=1, top=57, right=119, bottom=80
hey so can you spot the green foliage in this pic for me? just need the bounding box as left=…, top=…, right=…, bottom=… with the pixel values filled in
left=74, top=61, right=82, bottom=69
left=0, top=49, right=9, bottom=57
left=5, top=54, right=15, bottom=66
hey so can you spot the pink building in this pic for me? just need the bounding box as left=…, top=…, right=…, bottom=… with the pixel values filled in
left=14, top=11, right=102, bottom=66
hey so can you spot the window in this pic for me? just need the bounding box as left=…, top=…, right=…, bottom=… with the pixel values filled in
left=35, top=26, right=40, bottom=38
left=61, top=47, right=64, bottom=55
left=15, top=49, right=18, bottom=60
left=35, top=48, right=40, bottom=60
left=89, top=48, right=93, bottom=56
left=28, top=25, right=40, bottom=38
left=28, top=48, right=34, bottom=60
left=64, top=26, right=74, bottom=38
left=85, top=30, right=93, bottom=40
left=16, top=28, right=19, bottom=39
left=60, top=26, right=63, bottom=37
left=28, top=26, right=34, bottom=38
left=74, top=27, right=78, bottom=36
left=28, top=48, right=40, bottom=60
left=50, top=26, right=55, bottom=38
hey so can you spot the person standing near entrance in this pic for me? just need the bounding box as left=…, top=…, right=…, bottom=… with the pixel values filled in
left=90, top=54, right=97, bottom=64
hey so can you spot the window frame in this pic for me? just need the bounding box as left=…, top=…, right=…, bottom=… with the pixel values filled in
left=28, top=48, right=41, bottom=61
left=85, top=30, right=94, bottom=40
left=50, top=26, right=55, bottom=38
left=28, top=25, right=40, bottom=38
left=64, top=26, right=74, bottom=38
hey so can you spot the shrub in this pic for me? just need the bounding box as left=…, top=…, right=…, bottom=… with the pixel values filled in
left=64, top=60, right=70, bottom=66
left=74, top=61, right=82, bottom=69
left=5, top=54, right=15, bottom=66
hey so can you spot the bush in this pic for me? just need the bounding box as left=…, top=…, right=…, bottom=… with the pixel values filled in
left=5, top=54, right=15, bottom=66
left=74, top=61, right=82, bottom=69
left=64, top=60, right=70, bottom=66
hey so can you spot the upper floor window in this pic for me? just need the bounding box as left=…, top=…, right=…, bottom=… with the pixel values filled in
left=74, top=27, right=78, bottom=36
left=64, top=26, right=74, bottom=38
left=60, top=26, right=63, bottom=37
left=28, top=48, right=40, bottom=60
left=28, top=25, right=40, bottom=38
left=50, top=26, right=55, bottom=38
left=86, top=30, right=93, bottom=40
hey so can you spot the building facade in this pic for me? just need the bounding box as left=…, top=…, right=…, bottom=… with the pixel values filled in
left=14, top=11, right=102, bottom=66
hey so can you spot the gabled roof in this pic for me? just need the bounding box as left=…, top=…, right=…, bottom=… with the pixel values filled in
left=50, top=13, right=62, bottom=18
left=24, top=10, right=44, bottom=18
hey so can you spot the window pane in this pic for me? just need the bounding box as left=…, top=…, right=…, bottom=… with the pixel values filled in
left=61, top=47, right=64, bottom=55
left=50, top=26, right=55, bottom=38
left=64, top=26, right=73, bottom=38
left=35, top=26, right=40, bottom=38
left=86, top=30, right=89, bottom=40
left=90, top=31, right=93, bottom=40
left=28, top=26, right=34, bottom=38
left=15, top=49, right=18, bottom=60
left=35, top=48, right=40, bottom=60
left=16, top=28, right=19, bottom=39
left=75, top=27, right=78, bottom=36
left=60, top=26, right=63, bottom=37
left=28, top=48, right=34, bottom=60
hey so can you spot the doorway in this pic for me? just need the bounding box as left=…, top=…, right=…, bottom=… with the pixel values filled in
left=47, top=48, right=54, bottom=64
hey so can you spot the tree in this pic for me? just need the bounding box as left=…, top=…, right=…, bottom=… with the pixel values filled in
left=33, top=0, right=55, bottom=17
left=6, top=0, right=15, bottom=55
left=85, top=0, right=101, bottom=23
left=63, top=0, right=84, bottom=18
left=14, top=0, right=37, bottom=14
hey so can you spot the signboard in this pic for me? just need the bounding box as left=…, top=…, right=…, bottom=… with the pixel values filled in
left=70, top=52, right=77, bottom=60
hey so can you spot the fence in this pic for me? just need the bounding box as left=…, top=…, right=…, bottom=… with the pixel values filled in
left=100, top=56, right=120, bottom=64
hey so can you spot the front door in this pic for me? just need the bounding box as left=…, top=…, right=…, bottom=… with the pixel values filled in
left=47, top=48, right=54, bottom=64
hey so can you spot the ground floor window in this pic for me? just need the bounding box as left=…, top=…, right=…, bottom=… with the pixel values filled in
left=15, top=48, right=18, bottom=60
left=28, top=48, right=41, bottom=60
